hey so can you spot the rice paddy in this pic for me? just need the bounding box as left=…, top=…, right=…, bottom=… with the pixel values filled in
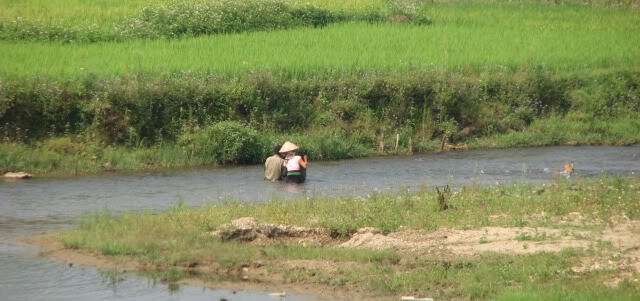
left=1, top=1, right=638, bottom=77
left=0, top=21, right=637, bottom=77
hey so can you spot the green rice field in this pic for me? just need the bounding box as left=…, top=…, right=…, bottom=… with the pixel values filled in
left=1, top=20, right=638, bottom=77
left=1, top=1, right=638, bottom=77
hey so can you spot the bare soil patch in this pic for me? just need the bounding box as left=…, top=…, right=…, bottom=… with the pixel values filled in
left=340, top=226, right=594, bottom=255
left=339, top=219, right=640, bottom=274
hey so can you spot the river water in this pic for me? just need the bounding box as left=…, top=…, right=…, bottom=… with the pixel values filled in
left=1, top=145, right=639, bottom=300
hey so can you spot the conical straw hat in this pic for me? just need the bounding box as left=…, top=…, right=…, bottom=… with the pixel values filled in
left=279, top=141, right=299, bottom=153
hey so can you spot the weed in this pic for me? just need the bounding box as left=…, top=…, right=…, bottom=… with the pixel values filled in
left=479, top=235, right=489, bottom=244
left=514, top=230, right=551, bottom=241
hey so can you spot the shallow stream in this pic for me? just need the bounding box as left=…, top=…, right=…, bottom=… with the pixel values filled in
left=1, top=145, right=639, bottom=300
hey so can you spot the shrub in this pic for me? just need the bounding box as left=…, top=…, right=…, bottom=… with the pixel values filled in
left=178, top=121, right=269, bottom=164
left=285, top=129, right=372, bottom=160
left=42, top=137, right=85, bottom=155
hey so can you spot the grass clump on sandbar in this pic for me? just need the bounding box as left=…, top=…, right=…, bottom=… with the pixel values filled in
left=54, top=176, right=640, bottom=300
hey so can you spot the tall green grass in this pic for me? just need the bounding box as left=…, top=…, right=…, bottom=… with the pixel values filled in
left=1, top=10, right=637, bottom=76
left=471, top=115, right=640, bottom=148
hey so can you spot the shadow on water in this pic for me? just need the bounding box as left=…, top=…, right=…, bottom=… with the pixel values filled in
left=0, top=145, right=638, bottom=300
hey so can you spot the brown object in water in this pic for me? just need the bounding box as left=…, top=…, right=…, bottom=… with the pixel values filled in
left=564, top=162, right=574, bottom=175
left=443, top=143, right=469, bottom=151
left=4, top=172, right=32, bottom=179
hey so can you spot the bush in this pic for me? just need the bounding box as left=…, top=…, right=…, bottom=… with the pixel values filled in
left=284, top=130, right=372, bottom=160
left=178, top=121, right=269, bottom=164
left=42, top=137, right=85, bottom=155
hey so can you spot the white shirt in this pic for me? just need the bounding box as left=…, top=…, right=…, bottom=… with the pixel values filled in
left=286, top=156, right=302, bottom=171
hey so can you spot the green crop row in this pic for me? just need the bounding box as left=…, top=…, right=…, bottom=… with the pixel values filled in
left=1, top=14, right=637, bottom=77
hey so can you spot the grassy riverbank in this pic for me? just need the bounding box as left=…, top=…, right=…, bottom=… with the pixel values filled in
left=2, top=69, right=639, bottom=176
left=2, top=114, right=639, bottom=176
left=51, top=177, right=640, bottom=300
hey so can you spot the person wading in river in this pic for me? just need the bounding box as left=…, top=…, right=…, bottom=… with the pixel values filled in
left=284, top=150, right=308, bottom=183
left=264, top=145, right=285, bottom=181
left=279, top=141, right=308, bottom=183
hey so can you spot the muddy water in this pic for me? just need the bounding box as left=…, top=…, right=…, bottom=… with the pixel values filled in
left=1, top=145, right=639, bottom=300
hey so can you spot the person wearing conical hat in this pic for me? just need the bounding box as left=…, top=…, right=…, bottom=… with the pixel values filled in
left=279, top=141, right=308, bottom=183
left=279, top=141, right=299, bottom=153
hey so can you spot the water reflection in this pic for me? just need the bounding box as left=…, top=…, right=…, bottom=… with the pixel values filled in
left=0, top=241, right=313, bottom=301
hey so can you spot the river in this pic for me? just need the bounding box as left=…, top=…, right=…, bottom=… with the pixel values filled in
left=1, top=145, right=639, bottom=300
